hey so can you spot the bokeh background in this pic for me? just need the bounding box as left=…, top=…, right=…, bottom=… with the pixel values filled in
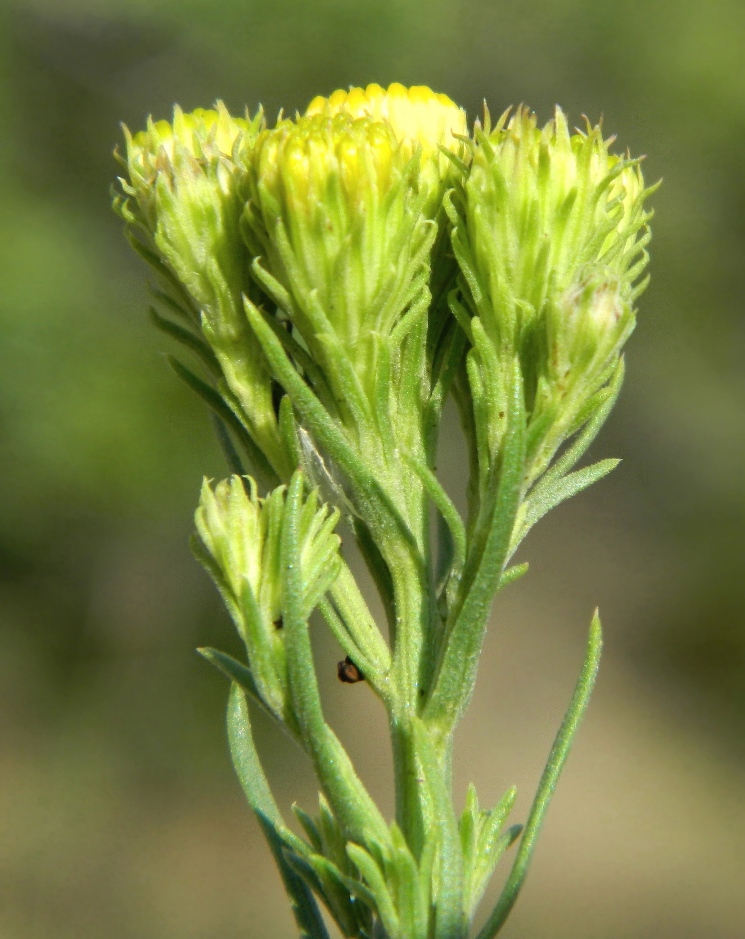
left=2, top=0, right=745, bottom=936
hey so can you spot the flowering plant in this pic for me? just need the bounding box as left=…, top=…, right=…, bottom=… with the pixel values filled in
left=113, top=83, right=655, bottom=938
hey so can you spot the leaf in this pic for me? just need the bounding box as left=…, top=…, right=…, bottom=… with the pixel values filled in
left=539, top=357, right=625, bottom=488
left=513, top=458, right=620, bottom=551
left=347, top=843, right=401, bottom=939
left=167, top=356, right=278, bottom=489
left=476, top=613, right=603, bottom=938
left=281, top=472, right=390, bottom=847
left=406, top=453, right=466, bottom=594
left=498, top=562, right=528, bottom=590
left=424, top=360, right=526, bottom=731
left=226, top=685, right=329, bottom=939
left=465, top=786, right=518, bottom=916
left=149, top=306, right=219, bottom=373
left=411, top=721, right=465, bottom=939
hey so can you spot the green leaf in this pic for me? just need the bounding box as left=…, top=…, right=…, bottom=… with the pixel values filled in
left=149, top=306, right=220, bottom=373
left=281, top=471, right=390, bottom=846
left=424, top=361, right=526, bottom=730
left=476, top=612, right=603, bottom=938
left=539, top=357, right=625, bottom=488
left=226, top=685, right=329, bottom=939
left=513, top=458, right=620, bottom=551
left=498, top=562, right=528, bottom=589
left=292, top=804, right=323, bottom=854
left=167, top=356, right=279, bottom=490
left=406, top=453, right=466, bottom=596
left=198, top=647, right=269, bottom=719
left=347, top=843, right=400, bottom=939
left=465, top=785, right=518, bottom=916
left=245, top=298, right=413, bottom=550
left=411, top=721, right=465, bottom=939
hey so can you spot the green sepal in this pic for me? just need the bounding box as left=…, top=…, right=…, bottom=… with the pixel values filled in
left=226, top=685, right=330, bottom=939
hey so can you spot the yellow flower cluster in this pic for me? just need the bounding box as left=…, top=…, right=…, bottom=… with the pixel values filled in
left=306, top=83, right=468, bottom=216
left=306, top=82, right=467, bottom=162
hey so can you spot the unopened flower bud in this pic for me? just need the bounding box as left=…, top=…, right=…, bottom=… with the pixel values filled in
left=450, top=105, right=655, bottom=476
left=195, top=475, right=341, bottom=723
left=114, top=105, right=288, bottom=477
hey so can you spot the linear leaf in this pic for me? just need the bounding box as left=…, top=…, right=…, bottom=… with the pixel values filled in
left=167, top=356, right=278, bottom=489
left=424, top=361, right=526, bottom=730
left=281, top=472, right=390, bottom=846
left=476, top=613, right=603, bottom=938
left=514, top=458, right=620, bottom=550
left=227, top=685, right=329, bottom=939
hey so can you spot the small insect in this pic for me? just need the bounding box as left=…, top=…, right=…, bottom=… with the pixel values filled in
left=337, top=656, right=365, bottom=684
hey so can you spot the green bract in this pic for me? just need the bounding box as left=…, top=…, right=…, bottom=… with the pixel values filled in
left=113, top=89, right=656, bottom=939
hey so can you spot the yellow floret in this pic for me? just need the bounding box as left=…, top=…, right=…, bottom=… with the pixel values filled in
left=306, top=82, right=467, bottom=161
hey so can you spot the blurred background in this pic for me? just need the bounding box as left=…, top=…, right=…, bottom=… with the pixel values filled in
left=1, top=0, right=744, bottom=936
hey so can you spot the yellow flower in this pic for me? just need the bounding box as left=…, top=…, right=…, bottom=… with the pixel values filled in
left=306, top=83, right=468, bottom=215
left=243, top=110, right=435, bottom=404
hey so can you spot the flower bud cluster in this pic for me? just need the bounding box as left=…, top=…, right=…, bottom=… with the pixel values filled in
left=306, top=82, right=468, bottom=218
left=114, top=87, right=656, bottom=939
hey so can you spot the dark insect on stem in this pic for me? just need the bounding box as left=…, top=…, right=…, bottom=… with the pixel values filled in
left=337, top=656, right=364, bottom=683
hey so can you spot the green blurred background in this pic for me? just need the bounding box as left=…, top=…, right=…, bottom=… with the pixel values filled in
left=2, top=0, right=745, bottom=936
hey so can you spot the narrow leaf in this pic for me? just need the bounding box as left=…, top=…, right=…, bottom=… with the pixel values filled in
left=476, top=613, right=603, bottom=938
left=282, top=472, right=390, bottom=846
left=425, top=361, right=526, bottom=730
left=167, top=356, right=278, bottom=489
left=406, top=453, right=466, bottom=587
left=227, top=685, right=329, bottom=939
left=514, top=458, right=620, bottom=550
left=149, top=307, right=219, bottom=373
left=347, top=844, right=401, bottom=939
left=412, top=721, right=465, bottom=939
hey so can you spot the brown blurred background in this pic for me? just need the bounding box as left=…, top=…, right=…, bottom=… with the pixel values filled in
left=1, top=0, right=744, bottom=936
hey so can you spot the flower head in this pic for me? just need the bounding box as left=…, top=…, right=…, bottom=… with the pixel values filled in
left=114, top=104, right=288, bottom=478
left=243, top=111, right=435, bottom=401
left=195, top=475, right=341, bottom=724
left=306, top=83, right=468, bottom=217
left=449, top=106, right=655, bottom=478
